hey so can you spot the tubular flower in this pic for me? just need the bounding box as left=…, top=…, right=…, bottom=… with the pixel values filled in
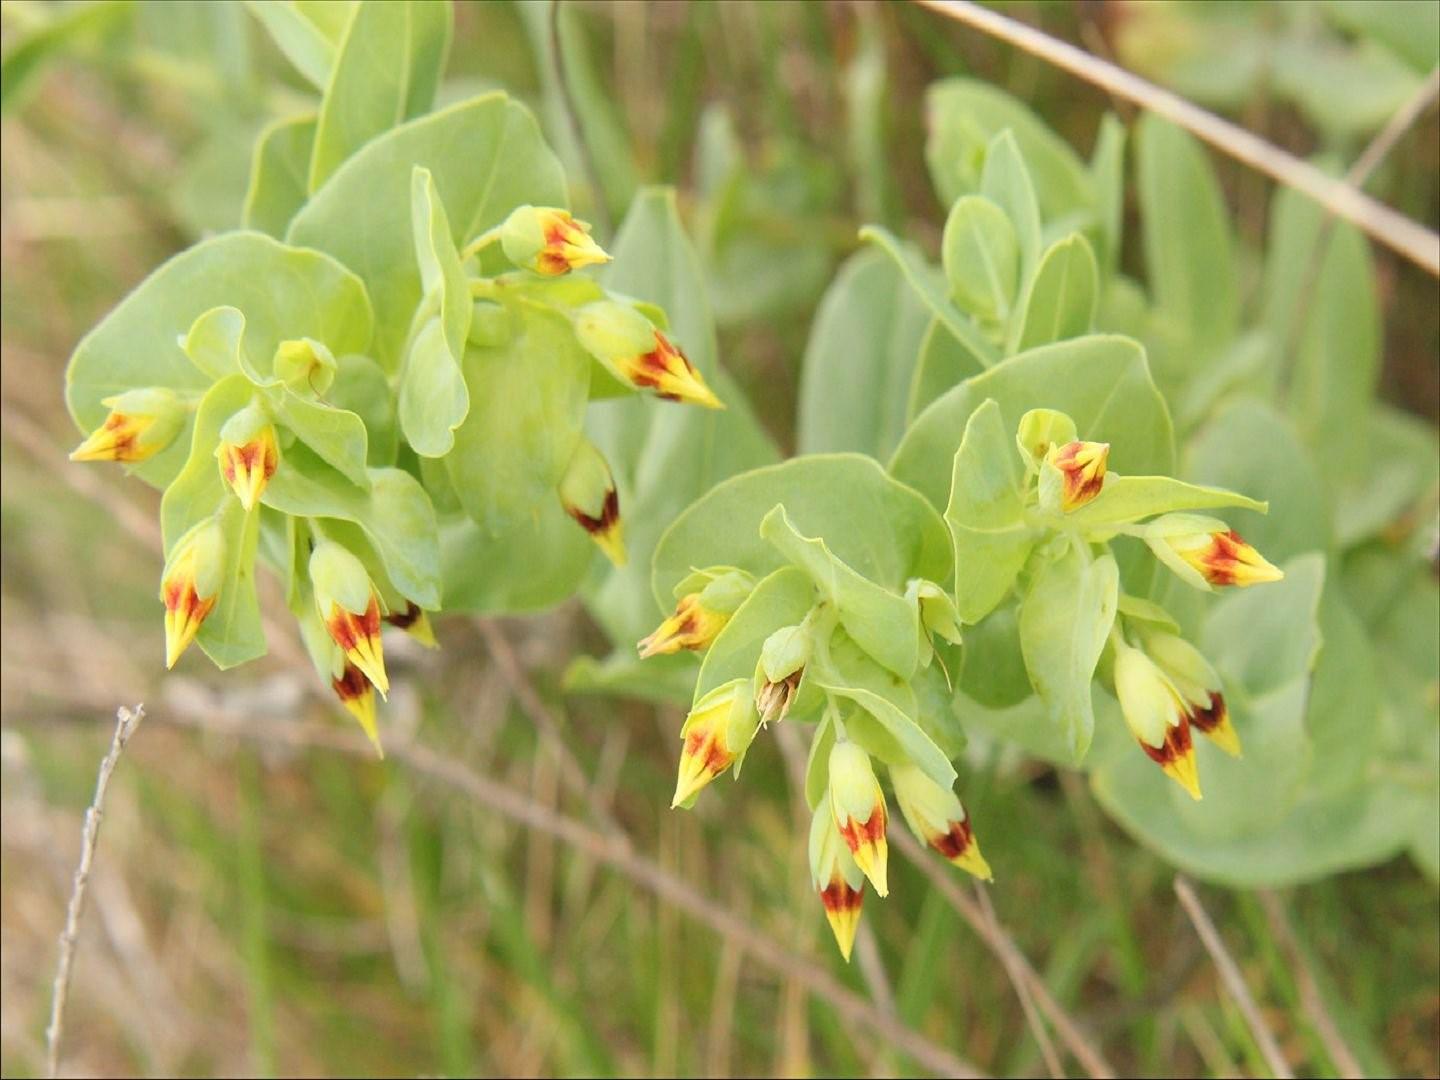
left=808, top=802, right=865, bottom=962
left=384, top=601, right=438, bottom=649
left=1015, top=407, right=1078, bottom=473
left=1144, top=631, right=1241, bottom=757
left=1113, top=642, right=1201, bottom=799
left=756, top=670, right=802, bottom=726
left=573, top=300, right=723, bottom=409
left=890, top=763, right=992, bottom=881
left=216, top=404, right=279, bottom=511
left=310, top=541, right=388, bottom=696
left=332, top=661, right=382, bottom=755
left=558, top=438, right=625, bottom=566
left=1044, top=440, right=1109, bottom=512
left=1146, top=514, right=1283, bottom=590
left=672, top=679, right=760, bottom=808
left=273, top=337, right=337, bottom=395
left=160, top=516, right=225, bottom=669
left=639, top=572, right=752, bottom=658
left=755, top=620, right=812, bottom=724
left=70, top=388, right=184, bottom=464
left=499, top=205, right=610, bottom=275
left=828, top=740, right=889, bottom=897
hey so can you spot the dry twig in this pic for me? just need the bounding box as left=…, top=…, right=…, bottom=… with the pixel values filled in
left=44, top=704, right=145, bottom=1079
left=975, top=884, right=1065, bottom=1079
left=913, top=0, right=1440, bottom=278
left=1174, top=876, right=1294, bottom=1080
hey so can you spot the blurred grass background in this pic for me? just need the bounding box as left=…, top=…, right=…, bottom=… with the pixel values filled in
left=1, top=1, right=1437, bottom=1076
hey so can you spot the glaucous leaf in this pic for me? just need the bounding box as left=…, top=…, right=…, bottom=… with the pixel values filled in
left=1062, top=475, right=1266, bottom=531
left=245, top=0, right=344, bottom=89
left=979, top=130, right=1043, bottom=277
left=195, top=496, right=265, bottom=670
left=438, top=504, right=592, bottom=614
left=1009, top=232, right=1098, bottom=353
left=941, top=195, right=1019, bottom=325
left=242, top=114, right=316, bottom=238
left=906, top=318, right=987, bottom=423
left=160, top=374, right=256, bottom=550
left=694, top=566, right=816, bottom=700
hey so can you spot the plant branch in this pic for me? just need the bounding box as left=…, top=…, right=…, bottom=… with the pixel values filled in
left=150, top=704, right=985, bottom=1079
left=893, top=829, right=1117, bottom=1079
left=45, top=703, right=145, bottom=1079
left=1173, top=876, right=1294, bottom=1080
left=912, top=0, right=1440, bottom=278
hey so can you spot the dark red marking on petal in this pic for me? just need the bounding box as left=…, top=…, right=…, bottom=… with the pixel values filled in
left=1140, top=713, right=1194, bottom=766
left=331, top=663, right=370, bottom=704
left=820, top=878, right=863, bottom=914
left=1190, top=692, right=1228, bottom=735
left=931, top=817, right=975, bottom=861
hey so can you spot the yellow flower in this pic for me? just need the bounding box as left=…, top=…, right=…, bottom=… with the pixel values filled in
left=574, top=300, right=723, bottom=409
left=1147, top=515, right=1283, bottom=590
left=215, top=406, right=279, bottom=511
left=890, top=763, right=992, bottom=881
left=828, top=740, right=889, bottom=897
left=809, top=803, right=865, bottom=961
left=1044, top=440, right=1109, bottom=512
left=331, top=661, right=382, bottom=756
left=671, top=679, right=760, bottom=808
left=639, top=594, right=730, bottom=658
left=159, top=517, right=225, bottom=669
left=383, top=601, right=438, bottom=649
left=1144, top=631, right=1242, bottom=758
left=558, top=438, right=625, bottom=567
left=500, top=205, right=611, bottom=275
left=70, top=388, right=184, bottom=464
left=1113, top=642, right=1201, bottom=799
left=310, top=541, right=388, bottom=696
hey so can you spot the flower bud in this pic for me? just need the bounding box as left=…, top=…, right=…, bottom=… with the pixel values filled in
left=332, top=661, right=382, bottom=756
left=384, top=600, right=438, bottom=649
left=754, top=621, right=811, bottom=725
left=890, top=763, right=992, bottom=881
left=216, top=404, right=279, bottom=511
left=499, top=205, right=610, bottom=275
left=1040, top=440, right=1109, bottom=512
left=908, top=579, right=963, bottom=646
left=672, top=678, right=760, bottom=808
left=1143, top=631, right=1240, bottom=757
left=1113, top=642, right=1201, bottom=799
left=309, top=540, right=388, bottom=695
left=273, top=337, right=337, bottom=395
left=638, top=572, right=751, bottom=658
left=1145, top=514, right=1283, bottom=590
left=828, top=740, right=889, bottom=897
left=808, top=802, right=865, bottom=961
left=1015, top=408, right=1077, bottom=473
left=558, top=438, right=625, bottom=567
left=574, top=301, right=722, bottom=409
left=70, top=388, right=185, bottom=464
left=159, top=516, right=225, bottom=669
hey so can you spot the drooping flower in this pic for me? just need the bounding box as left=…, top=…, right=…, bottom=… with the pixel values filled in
left=890, top=763, right=992, bottom=881
left=1113, top=641, right=1202, bottom=799
left=1043, top=440, right=1110, bottom=512
left=383, top=600, right=438, bottom=649
left=573, top=300, right=723, bottom=409
left=1146, top=514, right=1283, bottom=590
left=754, top=619, right=813, bottom=725
left=70, top=388, right=185, bottom=464
left=332, top=661, right=381, bottom=755
left=309, top=540, right=388, bottom=696
left=273, top=337, right=337, bottom=395
left=638, top=572, right=752, bottom=658
left=808, top=802, right=865, bottom=961
left=159, top=516, right=225, bottom=669
left=671, top=678, right=761, bottom=808
left=499, top=205, right=610, bottom=275
left=828, top=740, right=889, bottom=897
left=1144, top=631, right=1241, bottom=757
left=558, top=437, right=625, bottom=566
left=215, top=404, right=279, bottom=511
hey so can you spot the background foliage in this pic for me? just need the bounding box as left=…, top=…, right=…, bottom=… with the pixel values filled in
left=1, top=1, right=1436, bottom=1077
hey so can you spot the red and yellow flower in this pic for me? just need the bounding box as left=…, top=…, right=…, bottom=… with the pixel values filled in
left=1044, top=439, right=1109, bottom=512
left=828, top=740, right=889, bottom=896
left=574, top=300, right=723, bottom=409
left=558, top=438, right=625, bottom=567
left=309, top=540, right=388, bottom=695
left=216, top=405, right=279, bottom=511
left=1113, top=641, right=1202, bottom=799
left=1144, top=631, right=1241, bottom=757
left=809, top=803, right=865, bottom=961
left=500, top=205, right=610, bottom=275
left=70, top=388, right=184, bottom=464
left=159, top=516, right=225, bottom=669
left=671, top=679, right=760, bottom=808
left=891, top=763, right=992, bottom=881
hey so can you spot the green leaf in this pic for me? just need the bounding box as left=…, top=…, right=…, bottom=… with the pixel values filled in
left=979, top=131, right=1043, bottom=277
left=329, top=353, right=397, bottom=466
left=1019, top=545, right=1119, bottom=759
left=410, top=165, right=471, bottom=363
left=196, top=496, right=266, bottom=670
left=761, top=505, right=919, bottom=679
left=444, top=302, right=588, bottom=535
left=905, top=317, right=987, bottom=423
left=805, top=713, right=837, bottom=810
left=1009, top=233, right=1098, bottom=353
left=245, top=0, right=348, bottom=90
left=161, top=375, right=257, bottom=551
left=653, top=454, right=952, bottom=613
left=1062, top=475, right=1267, bottom=531
left=925, top=78, right=1094, bottom=225
left=890, top=334, right=1174, bottom=515
left=796, top=248, right=931, bottom=459
left=858, top=225, right=1000, bottom=368
left=1089, top=113, right=1126, bottom=275
left=289, top=93, right=566, bottom=371
left=438, top=505, right=592, bottom=614
left=584, top=188, right=779, bottom=646
left=1273, top=36, right=1424, bottom=137
left=941, top=195, right=1019, bottom=325
left=1323, top=0, right=1439, bottom=73
left=1333, top=406, right=1439, bottom=546
left=308, top=0, right=452, bottom=192
left=957, top=602, right=1034, bottom=709
left=272, top=391, right=369, bottom=490
left=242, top=114, right=317, bottom=238
left=1135, top=115, right=1238, bottom=359
left=262, top=444, right=441, bottom=608
left=694, top=566, right=816, bottom=701
left=66, top=233, right=373, bottom=489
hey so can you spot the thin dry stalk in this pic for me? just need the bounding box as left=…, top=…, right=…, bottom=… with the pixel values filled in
left=1173, top=876, right=1294, bottom=1080
left=44, top=703, right=145, bottom=1079
left=975, top=885, right=1065, bottom=1079
left=913, top=0, right=1440, bottom=278
left=152, top=705, right=986, bottom=1079
left=893, top=829, right=1117, bottom=1079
